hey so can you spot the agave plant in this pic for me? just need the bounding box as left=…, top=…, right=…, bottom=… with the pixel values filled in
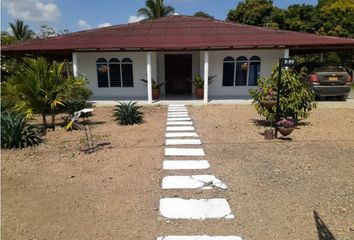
left=1, top=111, right=42, bottom=149
left=113, top=101, right=144, bottom=125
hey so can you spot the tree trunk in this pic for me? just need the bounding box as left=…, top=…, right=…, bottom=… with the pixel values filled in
left=42, top=113, right=47, bottom=135
left=51, top=112, right=56, bottom=131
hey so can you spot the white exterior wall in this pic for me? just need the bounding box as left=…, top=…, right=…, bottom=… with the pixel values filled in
left=77, top=49, right=283, bottom=100
left=201, top=49, right=284, bottom=99
left=76, top=51, right=157, bottom=100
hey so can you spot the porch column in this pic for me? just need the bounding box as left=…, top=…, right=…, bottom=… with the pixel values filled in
left=203, top=51, right=209, bottom=103
left=147, top=52, right=153, bottom=104
left=72, top=52, right=78, bottom=77
left=284, top=49, right=290, bottom=58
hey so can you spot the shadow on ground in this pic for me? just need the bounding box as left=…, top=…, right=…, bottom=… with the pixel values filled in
left=314, top=211, right=336, bottom=240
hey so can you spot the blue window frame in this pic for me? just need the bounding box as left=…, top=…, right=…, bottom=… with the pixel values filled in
left=222, top=56, right=235, bottom=86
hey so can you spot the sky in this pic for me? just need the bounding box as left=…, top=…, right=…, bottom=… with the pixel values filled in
left=1, top=0, right=318, bottom=34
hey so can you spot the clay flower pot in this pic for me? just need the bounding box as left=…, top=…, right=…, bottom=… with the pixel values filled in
left=260, top=100, right=276, bottom=110
left=278, top=127, right=294, bottom=136
left=152, top=88, right=160, bottom=100
left=195, top=88, right=204, bottom=99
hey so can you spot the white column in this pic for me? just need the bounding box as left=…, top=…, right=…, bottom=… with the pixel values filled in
left=284, top=49, right=290, bottom=58
left=203, top=51, right=209, bottom=104
left=72, top=52, right=78, bottom=77
left=147, top=52, right=152, bottom=104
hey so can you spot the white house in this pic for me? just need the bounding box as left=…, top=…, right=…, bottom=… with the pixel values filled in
left=3, top=15, right=354, bottom=103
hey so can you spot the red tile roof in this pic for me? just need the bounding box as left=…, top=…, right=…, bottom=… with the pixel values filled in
left=2, top=15, right=354, bottom=53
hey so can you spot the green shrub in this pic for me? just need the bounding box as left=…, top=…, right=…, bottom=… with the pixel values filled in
left=249, top=66, right=317, bottom=122
left=113, top=101, right=144, bottom=125
left=1, top=111, right=42, bottom=149
left=62, top=84, right=93, bottom=116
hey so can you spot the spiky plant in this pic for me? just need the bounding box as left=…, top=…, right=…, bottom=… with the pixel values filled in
left=1, top=111, right=42, bottom=149
left=113, top=101, right=144, bottom=125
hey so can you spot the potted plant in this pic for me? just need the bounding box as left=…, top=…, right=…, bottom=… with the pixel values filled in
left=190, top=75, right=216, bottom=99
left=140, top=78, right=167, bottom=100
left=259, top=88, right=277, bottom=110
left=276, top=118, right=296, bottom=136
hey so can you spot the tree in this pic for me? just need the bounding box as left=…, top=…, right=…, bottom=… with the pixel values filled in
left=249, top=66, right=317, bottom=122
left=194, top=11, right=214, bottom=19
left=6, top=57, right=86, bottom=132
left=9, top=19, right=34, bottom=41
left=1, top=31, right=16, bottom=45
left=226, top=0, right=280, bottom=26
left=138, top=0, right=175, bottom=19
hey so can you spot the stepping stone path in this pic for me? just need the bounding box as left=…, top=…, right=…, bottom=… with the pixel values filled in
left=157, top=104, right=243, bottom=240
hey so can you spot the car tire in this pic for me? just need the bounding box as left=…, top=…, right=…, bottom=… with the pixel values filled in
left=339, top=95, right=348, bottom=101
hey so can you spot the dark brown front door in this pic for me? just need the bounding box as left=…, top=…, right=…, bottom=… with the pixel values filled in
left=165, top=54, right=192, bottom=95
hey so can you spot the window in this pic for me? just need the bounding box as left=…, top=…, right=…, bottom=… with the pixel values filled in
left=222, top=57, right=235, bottom=86
left=96, top=58, right=109, bottom=87
left=109, top=58, right=121, bottom=87
left=96, top=57, right=134, bottom=88
left=121, top=58, right=134, bottom=87
left=222, top=55, right=261, bottom=86
left=235, top=56, right=248, bottom=86
left=249, top=56, right=261, bottom=86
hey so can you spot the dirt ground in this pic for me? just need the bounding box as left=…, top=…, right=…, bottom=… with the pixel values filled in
left=2, top=103, right=354, bottom=240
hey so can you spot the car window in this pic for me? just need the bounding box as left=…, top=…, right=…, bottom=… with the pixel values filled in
left=314, top=66, right=346, bottom=72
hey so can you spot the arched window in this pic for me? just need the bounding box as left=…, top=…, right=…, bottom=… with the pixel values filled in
left=248, top=56, right=261, bottom=86
left=121, top=58, right=134, bottom=87
left=109, top=58, right=121, bottom=87
left=96, top=58, right=108, bottom=87
left=222, top=57, right=235, bottom=86
left=235, top=56, right=248, bottom=86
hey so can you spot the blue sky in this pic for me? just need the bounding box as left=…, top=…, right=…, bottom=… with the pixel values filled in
left=1, top=0, right=318, bottom=33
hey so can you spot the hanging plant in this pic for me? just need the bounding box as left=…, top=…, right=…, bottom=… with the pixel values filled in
left=98, top=65, right=108, bottom=73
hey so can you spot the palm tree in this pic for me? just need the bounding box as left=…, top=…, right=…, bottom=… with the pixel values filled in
left=9, top=57, right=85, bottom=132
left=9, top=19, right=34, bottom=41
left=138, top=0, right=175, bottom=19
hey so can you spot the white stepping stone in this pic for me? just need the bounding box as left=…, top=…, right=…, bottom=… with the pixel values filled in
left=166, top=139, right=201, bottom=145
left=168, top=115, right=189, bottom=118
left=167, top=121, right=193, bottom=126
left=168, top=113, right=188, bottom=116
left=167, top=117, right=191, bottom=121
left=160, top=198, right=234, bottom=219
left=157, top=236, right=243, bottom=240
left=168, top=109, right=188, bottom=112
left=165, top=148, right=205, bottom=156
left=166, top=126, right=194, bottom=132
left=162, top=175, right=227, bottom=190
left=165, top=132, right=198, bottom=138
left=169, top=104, right=185, bottom=107
left=163, top=160, right=210, bottom=170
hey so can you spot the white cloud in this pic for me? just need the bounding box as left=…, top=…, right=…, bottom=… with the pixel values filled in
left=78, top=19, right=91, bottom=30
left=128, top=15, right=146, bottom=23
left=173, top=12, right=179, bottom=15
left=97, top=22, right=112, bottom=28
left=4, top=0, right=60, bottom=22
left=7, top=27, right=13, bottom=34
